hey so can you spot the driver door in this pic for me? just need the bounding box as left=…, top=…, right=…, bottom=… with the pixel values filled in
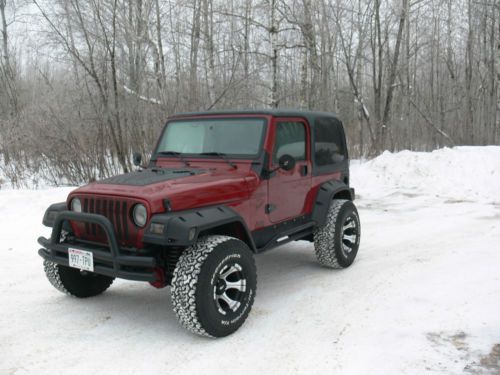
left=267, top=118, right=312, bottom=223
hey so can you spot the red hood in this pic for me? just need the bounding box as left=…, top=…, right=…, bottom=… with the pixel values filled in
left=68, top=164, right=255, bottom=213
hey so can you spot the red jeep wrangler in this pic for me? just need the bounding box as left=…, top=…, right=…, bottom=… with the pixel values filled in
left=39, top=110, right=360, bottom=337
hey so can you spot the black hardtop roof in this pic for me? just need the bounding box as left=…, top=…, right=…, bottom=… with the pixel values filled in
left=169, top=109, right=342, bottom=126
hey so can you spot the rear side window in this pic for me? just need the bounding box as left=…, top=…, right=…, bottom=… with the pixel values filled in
left=273, top=122, right=306, bottom=162
left=314, top=118, right=346, bottom=166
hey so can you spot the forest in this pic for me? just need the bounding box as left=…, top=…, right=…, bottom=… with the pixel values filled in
left=0, top=0, right=499, bottom=186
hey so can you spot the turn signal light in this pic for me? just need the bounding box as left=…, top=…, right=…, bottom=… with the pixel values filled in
left=149, top=223, right=165, bottom=234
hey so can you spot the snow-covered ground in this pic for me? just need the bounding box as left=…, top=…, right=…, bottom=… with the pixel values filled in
left=1, top=147, right=499, bottom=374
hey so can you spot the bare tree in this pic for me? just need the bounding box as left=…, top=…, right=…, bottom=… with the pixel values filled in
left=465, top=0, right=475, bottom=144
left=0, top=0, right=18, bottom=115
left=0, top=0, right=499, bottom=186
left=269, top=0, right=279, bottom=108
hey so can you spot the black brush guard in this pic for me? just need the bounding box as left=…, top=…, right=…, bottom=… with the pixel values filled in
left=38, top=211, right=157, bottom=282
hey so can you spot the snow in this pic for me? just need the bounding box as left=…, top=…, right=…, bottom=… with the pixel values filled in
left=352, top=146, right=500, bottom=203
left=1, top=146, right=500, bottom=374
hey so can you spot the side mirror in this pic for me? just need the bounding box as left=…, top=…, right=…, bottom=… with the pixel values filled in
left=266, top=154, right=297, bottom=177
left=278, top=154, right=296, bottom=171
left=132, top=152, right=142, bottom=167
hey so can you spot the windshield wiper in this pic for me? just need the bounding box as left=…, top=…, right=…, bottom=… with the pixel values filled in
left=157, top=151, right=190, bottom=166
left=200, top=152, right=237, bottom=169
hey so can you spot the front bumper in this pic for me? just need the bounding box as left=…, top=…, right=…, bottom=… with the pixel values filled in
left=38, top=211, right=157, bottom=282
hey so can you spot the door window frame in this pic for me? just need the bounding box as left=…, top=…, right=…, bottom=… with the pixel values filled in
left=270, top=117, right=310, bottom=168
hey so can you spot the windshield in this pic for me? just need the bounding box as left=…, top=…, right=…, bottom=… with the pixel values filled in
left=156, top=118, right=265, bottom=157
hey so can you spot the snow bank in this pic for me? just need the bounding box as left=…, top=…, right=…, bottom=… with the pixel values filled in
left=351, top=146, right=500, bottom=203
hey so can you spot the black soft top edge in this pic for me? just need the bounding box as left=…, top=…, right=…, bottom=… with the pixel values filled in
left=168, top=109, right=341, bottom=124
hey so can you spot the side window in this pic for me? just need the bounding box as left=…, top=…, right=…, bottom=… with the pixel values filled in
left=273, top=122, right=306, bottom=163
left=314, top=119, right=346, bottom=166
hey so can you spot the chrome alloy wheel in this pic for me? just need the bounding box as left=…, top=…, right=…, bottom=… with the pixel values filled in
left=341, top=214, right=359, bottom=257
left=213, top=263, right=247, bottom=315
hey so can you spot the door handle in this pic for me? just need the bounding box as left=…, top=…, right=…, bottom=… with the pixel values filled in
left=265, top=204, right=277, bottom=214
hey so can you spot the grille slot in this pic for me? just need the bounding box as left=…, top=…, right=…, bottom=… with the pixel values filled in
left=122, top=201, right=128, bottom=240
left=115, top=200, right=122, bottom=239
left=80, top=197, right=132, bottom=244
left=84, top=198, right=90, bottom=234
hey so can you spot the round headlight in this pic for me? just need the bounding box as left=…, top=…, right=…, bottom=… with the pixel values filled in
left=71, top=198, right=82, bottom=212
left=133, top=204, right=148, bottom=227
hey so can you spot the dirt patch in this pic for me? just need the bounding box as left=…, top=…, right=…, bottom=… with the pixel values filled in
left=427, top=331, right=469, bottom=351
left=426, top=332, right=500, bottom=374
left=479, top=213, right=500, bottom=221
left=401, top=192, right=420, bottom=198
left=478, top=344, right=500, bottom=373
left=414, top=257, right=431, bottom=263
left=444, top=198, right=475, bottom=204
left=426, top=331, right=471, bottom=372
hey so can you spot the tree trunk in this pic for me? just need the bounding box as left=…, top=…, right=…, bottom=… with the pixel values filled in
left=110, top=0, right=128, bottom=173
left=301, top=0, right=319, bottom=109
left=269, top=0, right=279, bottom=108
left=243, top=0, right=252, bottom=104
left=465, top=0, right=474, bottom=145
left=0, top=0, right=18, bottom=115
left=372, top=0, right=382, bottom=133
left=380, top=0, right=408, bottom=152
left=202, top=0, right=216, bottom=105
left=189, top=0, right=201, bottom=110
left=154, top=0, right=166, bottom=104
left=493, top=0, right=499, bottom=144
left=300, top=48, right=308, bottom=108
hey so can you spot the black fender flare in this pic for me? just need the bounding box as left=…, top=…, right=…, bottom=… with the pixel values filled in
left=42, top=202, right=68, bottom=227
left=311, top=180, right=355, bottom=227
left=143, top=205, right=256, bottom=251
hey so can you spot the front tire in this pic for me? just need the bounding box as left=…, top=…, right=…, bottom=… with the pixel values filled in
left=171, top=235, right=257, bottom=337
left=313, top=199, right=361, bottom=268
left=43, top=260, right=114, bottom=298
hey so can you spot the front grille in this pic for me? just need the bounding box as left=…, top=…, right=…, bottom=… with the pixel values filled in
left=81, top=197, right=131, bottom=244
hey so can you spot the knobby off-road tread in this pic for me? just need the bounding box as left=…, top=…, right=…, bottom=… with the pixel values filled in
left=43, top=260, right=114, bottom=297
left=313, top=199, right=347, bottom=268
left=44, top=260, right=71, bottom=295
left=171, top=235, right=235, bottom=337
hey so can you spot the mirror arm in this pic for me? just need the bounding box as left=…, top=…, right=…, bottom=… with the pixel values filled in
left=262, top=165, right=282, bottom=179
left=262, top=167, right=276, bottom=179
left=268, top=166, right=281, bottom=174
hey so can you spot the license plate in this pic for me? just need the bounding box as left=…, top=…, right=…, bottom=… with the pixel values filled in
left=68, top=248, right=94, bottom=272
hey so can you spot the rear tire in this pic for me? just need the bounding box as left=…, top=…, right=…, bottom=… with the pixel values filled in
left=313, top=199, right=361, bottom=268
left=171, top=235, right=257, bottom=337
left=43, top=260, right=114, bottom=298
